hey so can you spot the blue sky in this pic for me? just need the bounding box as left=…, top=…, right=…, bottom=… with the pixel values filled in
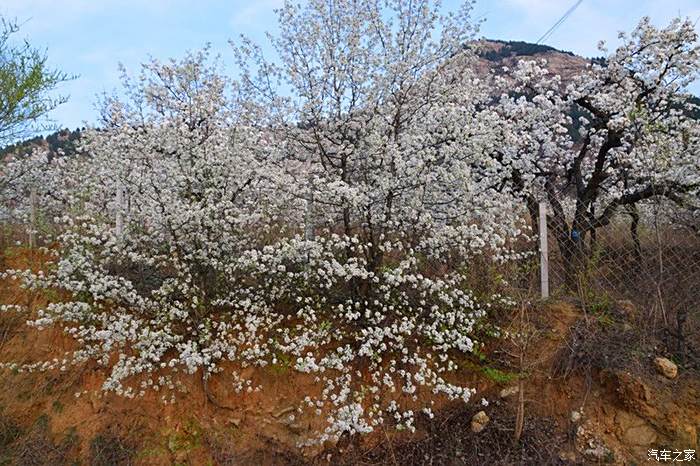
left=2, top=0, right=699, bottom=130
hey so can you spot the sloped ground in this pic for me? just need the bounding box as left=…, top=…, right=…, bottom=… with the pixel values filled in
left=0, top=247, right=697, bottom=465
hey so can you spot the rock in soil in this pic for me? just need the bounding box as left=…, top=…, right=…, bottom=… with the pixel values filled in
left=653, top=357, right=678, bottom=379
left=471, top=410, right=490, bottom=433
left=615, top=410, right=657, bottom=446
left=499, top=386, right=519, bottom=399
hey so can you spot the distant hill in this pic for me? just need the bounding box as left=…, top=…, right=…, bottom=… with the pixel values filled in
left=472, top=39, right=594, bottom=83
left=0, top=128, right=83, bottom=161
left=478, top=40, right=575, bottom=60
left=471, top=40, right=698, bottom=136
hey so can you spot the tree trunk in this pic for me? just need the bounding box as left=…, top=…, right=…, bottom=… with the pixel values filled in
left=546, top=185, right=587, bottom=290
left=628, top=204, right=642, bottom=264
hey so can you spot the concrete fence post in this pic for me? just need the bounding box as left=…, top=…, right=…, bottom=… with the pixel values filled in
left=303, top=160, right=314, bottom=242
left=539, top=202, right=550, bottom=299
left=28, top=187, right=37, bottom=249
left=304, top=194, right=314, bottom=241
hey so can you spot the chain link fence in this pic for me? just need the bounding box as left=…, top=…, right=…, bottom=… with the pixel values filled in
left=4, top=179, right=699, bottom=364
left=537, top=195, right=700, bottom=365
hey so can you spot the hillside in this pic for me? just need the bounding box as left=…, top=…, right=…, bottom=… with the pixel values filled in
left=0, top=247, right=697, bottom=464
left=0, top=128, right=82, bottom=162
left=473, top=39, right=593, bottom=81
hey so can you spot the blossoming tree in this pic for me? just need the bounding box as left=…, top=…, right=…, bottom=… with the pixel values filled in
left=3, top=1, right=528, bottom=444
left=490, top=17, right=700, bottom=279
left=4, top=0, right=698, bottom=448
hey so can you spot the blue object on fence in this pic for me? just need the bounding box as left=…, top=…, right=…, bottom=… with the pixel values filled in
left=571, top=229, right=581, bottom=242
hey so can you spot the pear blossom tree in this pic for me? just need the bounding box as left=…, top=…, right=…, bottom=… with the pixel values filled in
left=233, top=0, right=526, bottom=272
left=490, top=17, right=700, bottom=279
left=2, top=0, right=529, bottom=445
left=0, top=147, right=81, bottom=237
left=0, top=149, right=45, bottom=221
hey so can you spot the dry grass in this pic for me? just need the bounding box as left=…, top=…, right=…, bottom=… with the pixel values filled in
left=9, top=415, right=79, bottom=466
left=547, top=221, right=700, bottom=370
left=551, top=302, right=653, bottom=380
left=89, top=429, right=138, bottom=466
left=311, top=402, right=566, bottom=466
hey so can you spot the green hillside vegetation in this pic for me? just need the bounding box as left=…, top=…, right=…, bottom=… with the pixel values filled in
left=0, top=128, right=82, bottom=161
left=478, top=40, right=575, bottom=61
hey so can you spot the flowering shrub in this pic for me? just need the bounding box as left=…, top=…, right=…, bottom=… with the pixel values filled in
left=4, top=220, right=522, bottom=443
left=0, top=15, right=527, bottom=442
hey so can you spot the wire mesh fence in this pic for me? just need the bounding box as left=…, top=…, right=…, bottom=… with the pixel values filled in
left=3, top=179, right=699, bottom=365
left=538, top=196, right=700, bottom=365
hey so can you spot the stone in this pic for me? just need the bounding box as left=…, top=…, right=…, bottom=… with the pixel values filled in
left=623, top=425, right=657, bottom=446
left=583, top=445, right=613, bottom=463
left=602, top=370, right=658, bottom=420
left=227, top=418, right=241, bottom=427
left=570, top=410, right=582, bottom=424
left=653, top=357, right=678, bottom=379
left=575, top=423, right=613, bottom=463
left=615, top=411, right=657, bottom=446
left=499, top=386, right=519, bottom=399
left=471, top=411, right=490, bottom=433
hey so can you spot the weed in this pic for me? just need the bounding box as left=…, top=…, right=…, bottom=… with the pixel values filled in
left=166, top=419, right=203, bottom=456
left=0, top=409, right=22, bottom=455
left=90, top=432, right=136, bottom=466
left=51, top=400, right=63, bottom=414
left=481, top=366, right=519, bottom=384
left=11, top=414, right=79, bottom=466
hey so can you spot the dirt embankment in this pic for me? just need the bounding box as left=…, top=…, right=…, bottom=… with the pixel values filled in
left=0, top=248, right=697, bottom=465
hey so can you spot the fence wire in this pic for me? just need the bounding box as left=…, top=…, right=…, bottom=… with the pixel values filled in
left=539, top=195, right=700, bottom=365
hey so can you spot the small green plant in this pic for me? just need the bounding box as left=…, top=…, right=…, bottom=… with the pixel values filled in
left=587, top=292, right=613, bottom=315
left=269, top=352, right=293, bottom=375
left=575, top=257, right=613, bottom=316
left=596, top=311, right=615, bottom=327
left=51, top=400, right=63, bottom=414
left=166, top=419, right=202, bottom=457
left=319, top=320, right=332, bottom=333
left=482, top=366, right=519, bottom=384
left=460, top=354, right=519, bottom=384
